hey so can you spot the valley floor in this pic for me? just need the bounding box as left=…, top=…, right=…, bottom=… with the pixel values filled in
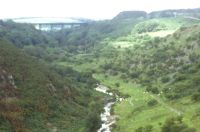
left=93, top=74, right=200, bottom=131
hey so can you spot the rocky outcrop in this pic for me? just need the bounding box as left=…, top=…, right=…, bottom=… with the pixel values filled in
left=0, top=67, right=26, bottom=131
left=0, top=67, right=18, bottom=99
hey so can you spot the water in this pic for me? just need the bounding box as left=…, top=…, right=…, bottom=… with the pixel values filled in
left=95, top=84, right=123, bottom=132
left=97, top=101, right=116, bottom=132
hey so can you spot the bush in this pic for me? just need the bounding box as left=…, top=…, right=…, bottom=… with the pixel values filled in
left=147, top=99, right=158, bottom=107
left=85, top=112, right=101, bottom=132
left=101, top=63, right=112, bottom=70
left=161, top=116, right=196, bottom=132
left=120, top=73, right=127, bottom=80
left=161, top=76, right=170, bottom=83
left=174, top=74, right=187, bottom=82
left=154, top=37, right=161, bottom=43
left=134, top=21, right=166, bottom=34
left=115, top=83, right=120, bottom=87
left=191, top=93, right=200, bottom=101
left=130, top=71, right=140, bottom=79
left=135, top=125, right=153, bottom=132
left=110, top=70, right=118, bottom=76
left=146, top=87, right=159, bottom=94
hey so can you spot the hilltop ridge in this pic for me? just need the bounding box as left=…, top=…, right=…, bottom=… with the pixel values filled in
left=114, top=8, right=200, bottom=20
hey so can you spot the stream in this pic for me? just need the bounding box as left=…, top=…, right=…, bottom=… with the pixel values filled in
left=95, top=84, right=123, bottom=132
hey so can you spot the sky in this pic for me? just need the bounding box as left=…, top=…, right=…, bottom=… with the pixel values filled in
left=0, top=0, right=200, bottom=20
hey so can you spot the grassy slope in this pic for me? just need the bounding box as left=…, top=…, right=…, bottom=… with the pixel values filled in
left=115, top=17, right=199, bottom=47
left=97, top=25, right=200, bottom=131
left=94, top=73, right=200, bottom=131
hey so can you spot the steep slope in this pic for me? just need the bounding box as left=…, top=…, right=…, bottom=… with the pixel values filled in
left=109, top=25, right=200, bottom=99
left=0, top=38, right=103, bottom=131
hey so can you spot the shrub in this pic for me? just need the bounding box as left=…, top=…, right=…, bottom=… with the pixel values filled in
left=161, top=76, right=170, bottom=83
left=115, top=83, right=120, bottom=87
left=134, top=21, right=166, bottom=34
left=161, top=116, right=196, bottom=132
left=130, top=71, right=140, bottom=79
left=85, top=112, right=101, bottom=132
left=191, top=93, right=200, bottom=101
left=146, top=87, right=159, bottom=94
left=110, top=70, right=118, bottom=76
left=120, top=73, right=127, bottom=80
left=154, top=37, right=161, bottom=43
left=174, top=74, right=187, bottom=82
left=147, top=99, right=158, bottom=107
left=135, top=125, right=153, bottom=132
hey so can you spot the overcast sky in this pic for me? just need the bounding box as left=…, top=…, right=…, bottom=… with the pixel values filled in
left=0, top=0, right=200, bottom=20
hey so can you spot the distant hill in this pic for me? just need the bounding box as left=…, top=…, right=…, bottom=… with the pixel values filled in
left=148, top=8, right=200, bottom=18
left=113, top=8, right=200, bottom=20
left=113, top=11, right=147, bottom=20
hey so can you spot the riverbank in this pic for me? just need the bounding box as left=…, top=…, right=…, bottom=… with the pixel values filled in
left=95, top=84, right=120, bottom=132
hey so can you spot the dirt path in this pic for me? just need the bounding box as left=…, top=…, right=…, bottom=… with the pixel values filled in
left=126, top=91, right=183, bottom=116
left=150, top=94, right=183, bottom=116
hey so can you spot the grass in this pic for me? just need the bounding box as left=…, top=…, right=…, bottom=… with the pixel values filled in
left=110, top=41, right=134, bottom=48
left=56, top=57, right=105, bottom=72
left=108, top=17, right=192, bottom=48
left=144, top=30, right=176, bottom=37
left=93, top=74, right=200, bottom=131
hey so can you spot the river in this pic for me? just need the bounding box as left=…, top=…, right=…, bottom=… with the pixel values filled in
left=95, top=84, right=123, bottom=132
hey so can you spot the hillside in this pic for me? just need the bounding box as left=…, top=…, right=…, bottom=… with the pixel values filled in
left=81, top=25, right=200, bottom=131
left=1, top=8, right=200, bottom=132
left=53, top=17, right=200, bottom=131
left=114, top=8, right=200, bottom=19
left=0, top=38, right=104, bottom=131
left=148, top=8, right=200, bottom=18
left=113, top=11, right=147, bottom=20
